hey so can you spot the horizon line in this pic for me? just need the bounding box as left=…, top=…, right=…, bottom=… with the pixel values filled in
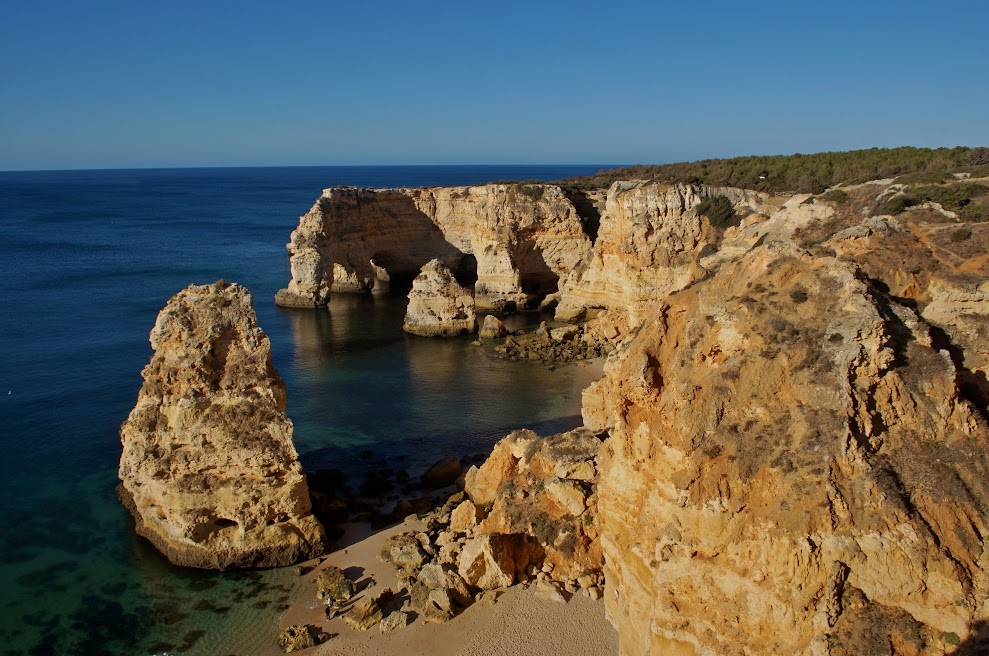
left=0, top=163, right=629, bottom=174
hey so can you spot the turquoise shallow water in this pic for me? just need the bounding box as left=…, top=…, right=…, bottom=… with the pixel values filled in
left=0, top=165, right=608, bottom=656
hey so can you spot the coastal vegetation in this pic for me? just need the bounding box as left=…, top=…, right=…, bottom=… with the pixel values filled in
left=558, top=146, right=987, bottom=194
left=873, top=182, right=989, bottom=221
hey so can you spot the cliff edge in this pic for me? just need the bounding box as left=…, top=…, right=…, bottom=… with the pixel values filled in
left=584, top=243, right=989, bottom=656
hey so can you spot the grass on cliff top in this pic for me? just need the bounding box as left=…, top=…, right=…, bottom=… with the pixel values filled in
left=557, top=146, right=987, bottom=194
left=874, top=182, right=989, bottom=221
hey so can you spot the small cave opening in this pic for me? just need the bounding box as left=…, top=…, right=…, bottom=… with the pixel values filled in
left=455, top=253, right=478, bottom=287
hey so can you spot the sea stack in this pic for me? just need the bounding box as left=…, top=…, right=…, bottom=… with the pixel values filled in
left=403, top=259, right=477, bottom=336
left=118, top=281, right=326, bottom=569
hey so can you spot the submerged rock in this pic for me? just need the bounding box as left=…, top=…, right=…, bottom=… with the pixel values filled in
left=420, top=455, right=463, bottom=489
left=118, top=282, right=326, bottom=569
left=403, top=260, right=477, bottom=337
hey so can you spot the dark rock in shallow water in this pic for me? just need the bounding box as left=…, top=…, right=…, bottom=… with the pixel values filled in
left=421, top=456, right=462, bottom=489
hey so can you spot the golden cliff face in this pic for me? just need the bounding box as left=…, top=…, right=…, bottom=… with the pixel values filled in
left=118, top=282, right=326, bottom=569
left=275, top=184, right=592, bottom=312
left=555, top=182, right=765, bottom=332
left=584, top=243, right=989, bottom=656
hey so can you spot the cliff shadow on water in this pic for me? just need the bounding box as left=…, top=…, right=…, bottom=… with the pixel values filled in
left=279, top=290, right=600, bottom=486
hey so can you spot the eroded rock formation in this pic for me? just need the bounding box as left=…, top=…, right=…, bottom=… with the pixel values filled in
left=584, top=243, right=989, bottom=656
left=555, top=182, right=763, bottom=331
left=403, top=260, right=477, bottom=337
left=118, top=281, right=326, bottom=569
left=275, top=184, right=592, bottom=311
left=375, top=428, right=605, bottom=624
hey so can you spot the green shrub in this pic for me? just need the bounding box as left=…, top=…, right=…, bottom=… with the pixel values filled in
left=516, top=184, right=545, bottom=201
left=874, top=195, right=914, bottom=215
left=696, top=195, right=738, bottom=229
left=912, top=183, right=988, bottom=211
left=960, top=203, right=989, bottom=222
left=819, top=189, right=848, bottom=203
left=789, top=289, right=809, bottom=304
left=950, top=227, right=972, bottom=242
left=557, top=146, right=975, bottom=193
left=969, top=147, right=989, bottom=166
left=894, top=170, right=953, bottom=184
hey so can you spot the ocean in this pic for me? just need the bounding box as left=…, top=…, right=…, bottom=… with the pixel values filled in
left=0, top=165, right=608, bottom=656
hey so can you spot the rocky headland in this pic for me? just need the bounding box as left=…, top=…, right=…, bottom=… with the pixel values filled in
left=118, top=281, right=326, bottom=569
left=123, top=150, right=989, bottom=654
left=275, top=183, right=592, bottom=312
left=269, top=162, right=989, bottom=655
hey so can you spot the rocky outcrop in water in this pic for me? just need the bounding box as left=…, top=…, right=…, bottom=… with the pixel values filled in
left=403, top=260, right=477, bottom=337
left=584, top=243, right=989, bottom=656
left=275, top=184, right=592, bottom=312
left=118, top=281, right=326, bottom=569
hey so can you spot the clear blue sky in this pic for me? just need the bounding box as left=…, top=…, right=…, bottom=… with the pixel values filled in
left=2, top=0, right=987, bottom=170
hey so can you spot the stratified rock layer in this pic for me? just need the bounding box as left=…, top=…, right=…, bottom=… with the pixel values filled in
left=119, top=282, right=326, bottom=569
left=403, top=260, right=477, bottom=337
left=584, top=244, right=989, bottom=656
left=555, top=182, right=762, bottom=329
left=275, top=184, right=592, bottom=311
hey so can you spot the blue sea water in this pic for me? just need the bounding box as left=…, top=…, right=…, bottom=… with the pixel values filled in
left=0, top=165, right=609, bottom=656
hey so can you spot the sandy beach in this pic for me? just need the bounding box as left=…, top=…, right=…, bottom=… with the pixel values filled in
left=278, top=520, right=618, bottom=656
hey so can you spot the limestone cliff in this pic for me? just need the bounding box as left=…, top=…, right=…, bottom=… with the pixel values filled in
left=275, top=184, right=592, bottom=312
left=583, top=243, right=989, bottom=656
left=119, top=282, right=326, bottom=569
left=555, top=182, right=764, bottom=332
left=403, top=259, right=477, bottom=337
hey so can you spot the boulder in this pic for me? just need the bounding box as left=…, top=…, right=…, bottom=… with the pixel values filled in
left=403, top=260, right=477, bottom=337
left=420, top=455, right=463, bottom=489
left=479, top=314, right=508, bottom=339
left=344, top=597, right=382, bottom=630
left=550, top=325, right=579, bottom=342
left=449, top=499, right=485, bottom=532
left=277, top=625, right=316, bottom=653
left=378, top=533, right=428, bottom=573
left=315, top=566, right=354, bottom=603
left=417, top=563, right=473, bottom=606
left=465, top=429, right=540, bottom=506
left=466, top=428, right=602, bottom=581
left=409, top=581, right=453, bottom=623
left=457, top=534, right=533, bottom=590
left=117, top=282, right=326, bottom=569
left=379, top=611, right=410, bottom=633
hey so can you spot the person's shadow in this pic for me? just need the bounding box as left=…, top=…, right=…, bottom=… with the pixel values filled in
left=951, top=620, right=989, bottom=655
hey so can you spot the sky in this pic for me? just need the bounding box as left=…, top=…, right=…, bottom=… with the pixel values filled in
left=1, top=0, right=987, bottom=170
